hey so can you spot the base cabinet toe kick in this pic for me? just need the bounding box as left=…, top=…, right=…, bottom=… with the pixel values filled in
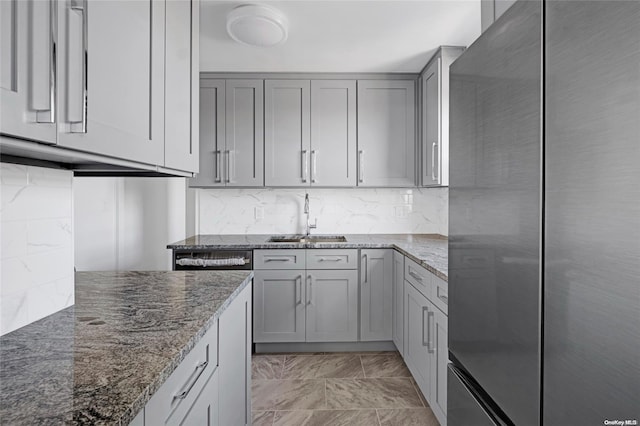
left=132, top=283, right=252, bottom=426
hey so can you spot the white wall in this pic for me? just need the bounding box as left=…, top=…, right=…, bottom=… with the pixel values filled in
left=195, top=187, right=448, bottom=235
left=0, top=164, right=74, bottom=336
left=74, top=177, right=187, bottom=271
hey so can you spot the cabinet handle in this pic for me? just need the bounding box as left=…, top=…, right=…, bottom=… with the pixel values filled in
left=408, top=268, right=423, bottom=282
left=301, top=150, right=308, bottom=183
left=307, top=275, right=313, bottom=305
left=427, top=311, right=435, bottom=353
left=311, top=150, right=317, bottom=183
left=363, top=254, right=368, bottom=283
left=33, top=0, right=57, bottom=124
left=69, top=0, right=88, bottom=133
left=296, top=275, right=302, bottom=305
left=358, top=150, right=364, bottom=183
left=431, top=142, right=438, bottom=182
left=421, top=306, right=428, bottom=347
left=174, top=344, right=209, bottom=400
left=264, top=257, right=290, bottom=262
left=437, top=287, right=448, bottom=305
left=215, top=150, right=222, bottom=182
left=225, top=150, right=231, bottom=183
left=318, top=257, right=341, bottom=262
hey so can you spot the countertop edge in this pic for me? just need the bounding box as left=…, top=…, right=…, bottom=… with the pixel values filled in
left=167, top=242, right=447, bottom=282
left=121, top=272, right=254, bottom=426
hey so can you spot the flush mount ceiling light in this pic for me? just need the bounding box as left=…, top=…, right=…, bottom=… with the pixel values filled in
left=226, top=4, right=288, bottom=47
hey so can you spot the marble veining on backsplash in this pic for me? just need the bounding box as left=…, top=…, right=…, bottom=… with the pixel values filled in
left=0, top=163, right=75, bottom=336
left=196, top=187, right=448, bottom=235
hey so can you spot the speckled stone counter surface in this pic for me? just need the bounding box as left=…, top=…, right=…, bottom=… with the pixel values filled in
left=168, top=234, right=448, bottom=281
left=0, top=270, right=252, bottom=425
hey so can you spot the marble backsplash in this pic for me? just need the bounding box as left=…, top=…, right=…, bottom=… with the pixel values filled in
left=1, top=163, right=74, bottom=336
left=195, top=187, right=448, bottom=236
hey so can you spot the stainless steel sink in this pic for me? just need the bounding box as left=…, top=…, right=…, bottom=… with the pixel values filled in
left=268, top=235, right=347, bottom=243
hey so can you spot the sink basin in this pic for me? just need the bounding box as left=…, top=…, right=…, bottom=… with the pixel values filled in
left=269, top=235, right=347, bottom=243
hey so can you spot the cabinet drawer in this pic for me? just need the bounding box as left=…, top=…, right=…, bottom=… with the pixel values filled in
left=306, top=249, right=358, bottom=269
left=432, top=276, right=448, bottom=315
left=254, top=250, right=306, bottom=270
left=405, top=258, right=432, bottom=299
left=145, top=321, right=218, bottom=425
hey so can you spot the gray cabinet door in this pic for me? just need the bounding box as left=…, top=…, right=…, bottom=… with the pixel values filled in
left=178, top=371, right=219, bottom=426
left=165, top=0, right=199, bottom=173
left=404, top=280, right=432, bottom=403
left=306, top=270, right=358, bottom=342
left=422, top=58, right=441, bottom=186
left=253, top=270, right=306, bottom=342
left=310, top=80, right=357, bottom=186
left=225, top=79, right=264, bottom=187
left=57, top=0, right=165, bottom=166
left=356, top=80, right=415, bottom=187
left=191, top=79, right=225, bottom=186
left=360, top=249, right=393, bottom=341
left=264, top=80, right=311, bottom=186
left=219, top=284, right=251, bottom=426
left=431, top=306, right=448, bottom=426
left=392, top=251, right=405, bottom=355
left=0, top=0, right=57, bottom=144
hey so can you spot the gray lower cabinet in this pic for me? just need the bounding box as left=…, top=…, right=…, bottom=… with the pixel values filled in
left=253, top=270, right=306, bottom=343
left=140, top=283, right=250, bottom=426
left=356, top=80, right=416, bottom=187
left=264, top=80, right=311, bottom=187
left=219, top=282, right=252, bottom=426
left=392, top=251, right=405, bottom=355
left=360, top=249, right=394, bottom=341
left=192, top=78, right=264, bottom=187
left=403, top=279, right=448, bottom=426
left=306, top=270, right=358, bottom=342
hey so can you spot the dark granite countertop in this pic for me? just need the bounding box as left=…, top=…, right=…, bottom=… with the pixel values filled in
left=168, top=234, right=448, bottom=281
left=0, top=270, right=252, bottom=425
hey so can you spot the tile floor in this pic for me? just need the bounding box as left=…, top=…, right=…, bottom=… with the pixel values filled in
left=251, top=351, right=440, bottom=426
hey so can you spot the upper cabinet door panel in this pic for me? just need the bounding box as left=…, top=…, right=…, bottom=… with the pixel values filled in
left=310, top=80, right=357, bottom=187
left=0, top=0, right=57, bottom=144
left=191, top=79, right=225, bottom=187
left=226, top=79, right=264, bottom=187
left=422, top=58, right=441, bottom=186
left=357, top=80, right=415, bottom=187
left=57, top=0, right=165, bottom=166
left=165, top=0, right=199, bottom=173
left=264, top=80, right=311, bottom=187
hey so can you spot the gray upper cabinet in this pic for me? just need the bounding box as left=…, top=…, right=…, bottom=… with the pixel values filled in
left=0, top=0, right=57, bottom=144
left=360, top=249, right=394, bottom=341
left=306, top=270, right=358, bottom=342
left=191, top=79, right=225, bottom=187
left=310, top=80, right=357, bottom=186
left=421, top=47, right=464, bottom=187
left=356, top=80, right=416, bottom=187
left=225, top=80, right=264, bottom=186
left=264, top=80, right=311, bottom=187
left=164, top=0, right=199, bottom=173
left=56, top=0, right=166, bottom=166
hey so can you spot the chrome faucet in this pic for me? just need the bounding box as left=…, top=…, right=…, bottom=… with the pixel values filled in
left=304, top=193, right=317, bottom=236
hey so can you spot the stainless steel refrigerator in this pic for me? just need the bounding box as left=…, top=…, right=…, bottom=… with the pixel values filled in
left=448, top=1, right=640, bottom=425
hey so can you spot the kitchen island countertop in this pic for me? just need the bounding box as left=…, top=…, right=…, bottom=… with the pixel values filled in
left=0, top=270, right=252, bottom=425
left=168, top=234, right=448, bottom=281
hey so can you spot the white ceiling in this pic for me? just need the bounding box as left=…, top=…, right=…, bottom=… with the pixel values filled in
left=200, top=1, right=481, bottom=73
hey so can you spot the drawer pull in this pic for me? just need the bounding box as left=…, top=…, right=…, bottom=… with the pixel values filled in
left=265, top=258, right=291, bottom=262
left=408, top=269, right=424, bottom=282
left=318, top=257, right=341, bottom=262
left=174, top=345, right=209, bottom=400
left=437, top=288, right=448, bottom=305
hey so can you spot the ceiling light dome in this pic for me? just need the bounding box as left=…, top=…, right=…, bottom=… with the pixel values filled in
left=226, top=4, right=288, bottom=47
